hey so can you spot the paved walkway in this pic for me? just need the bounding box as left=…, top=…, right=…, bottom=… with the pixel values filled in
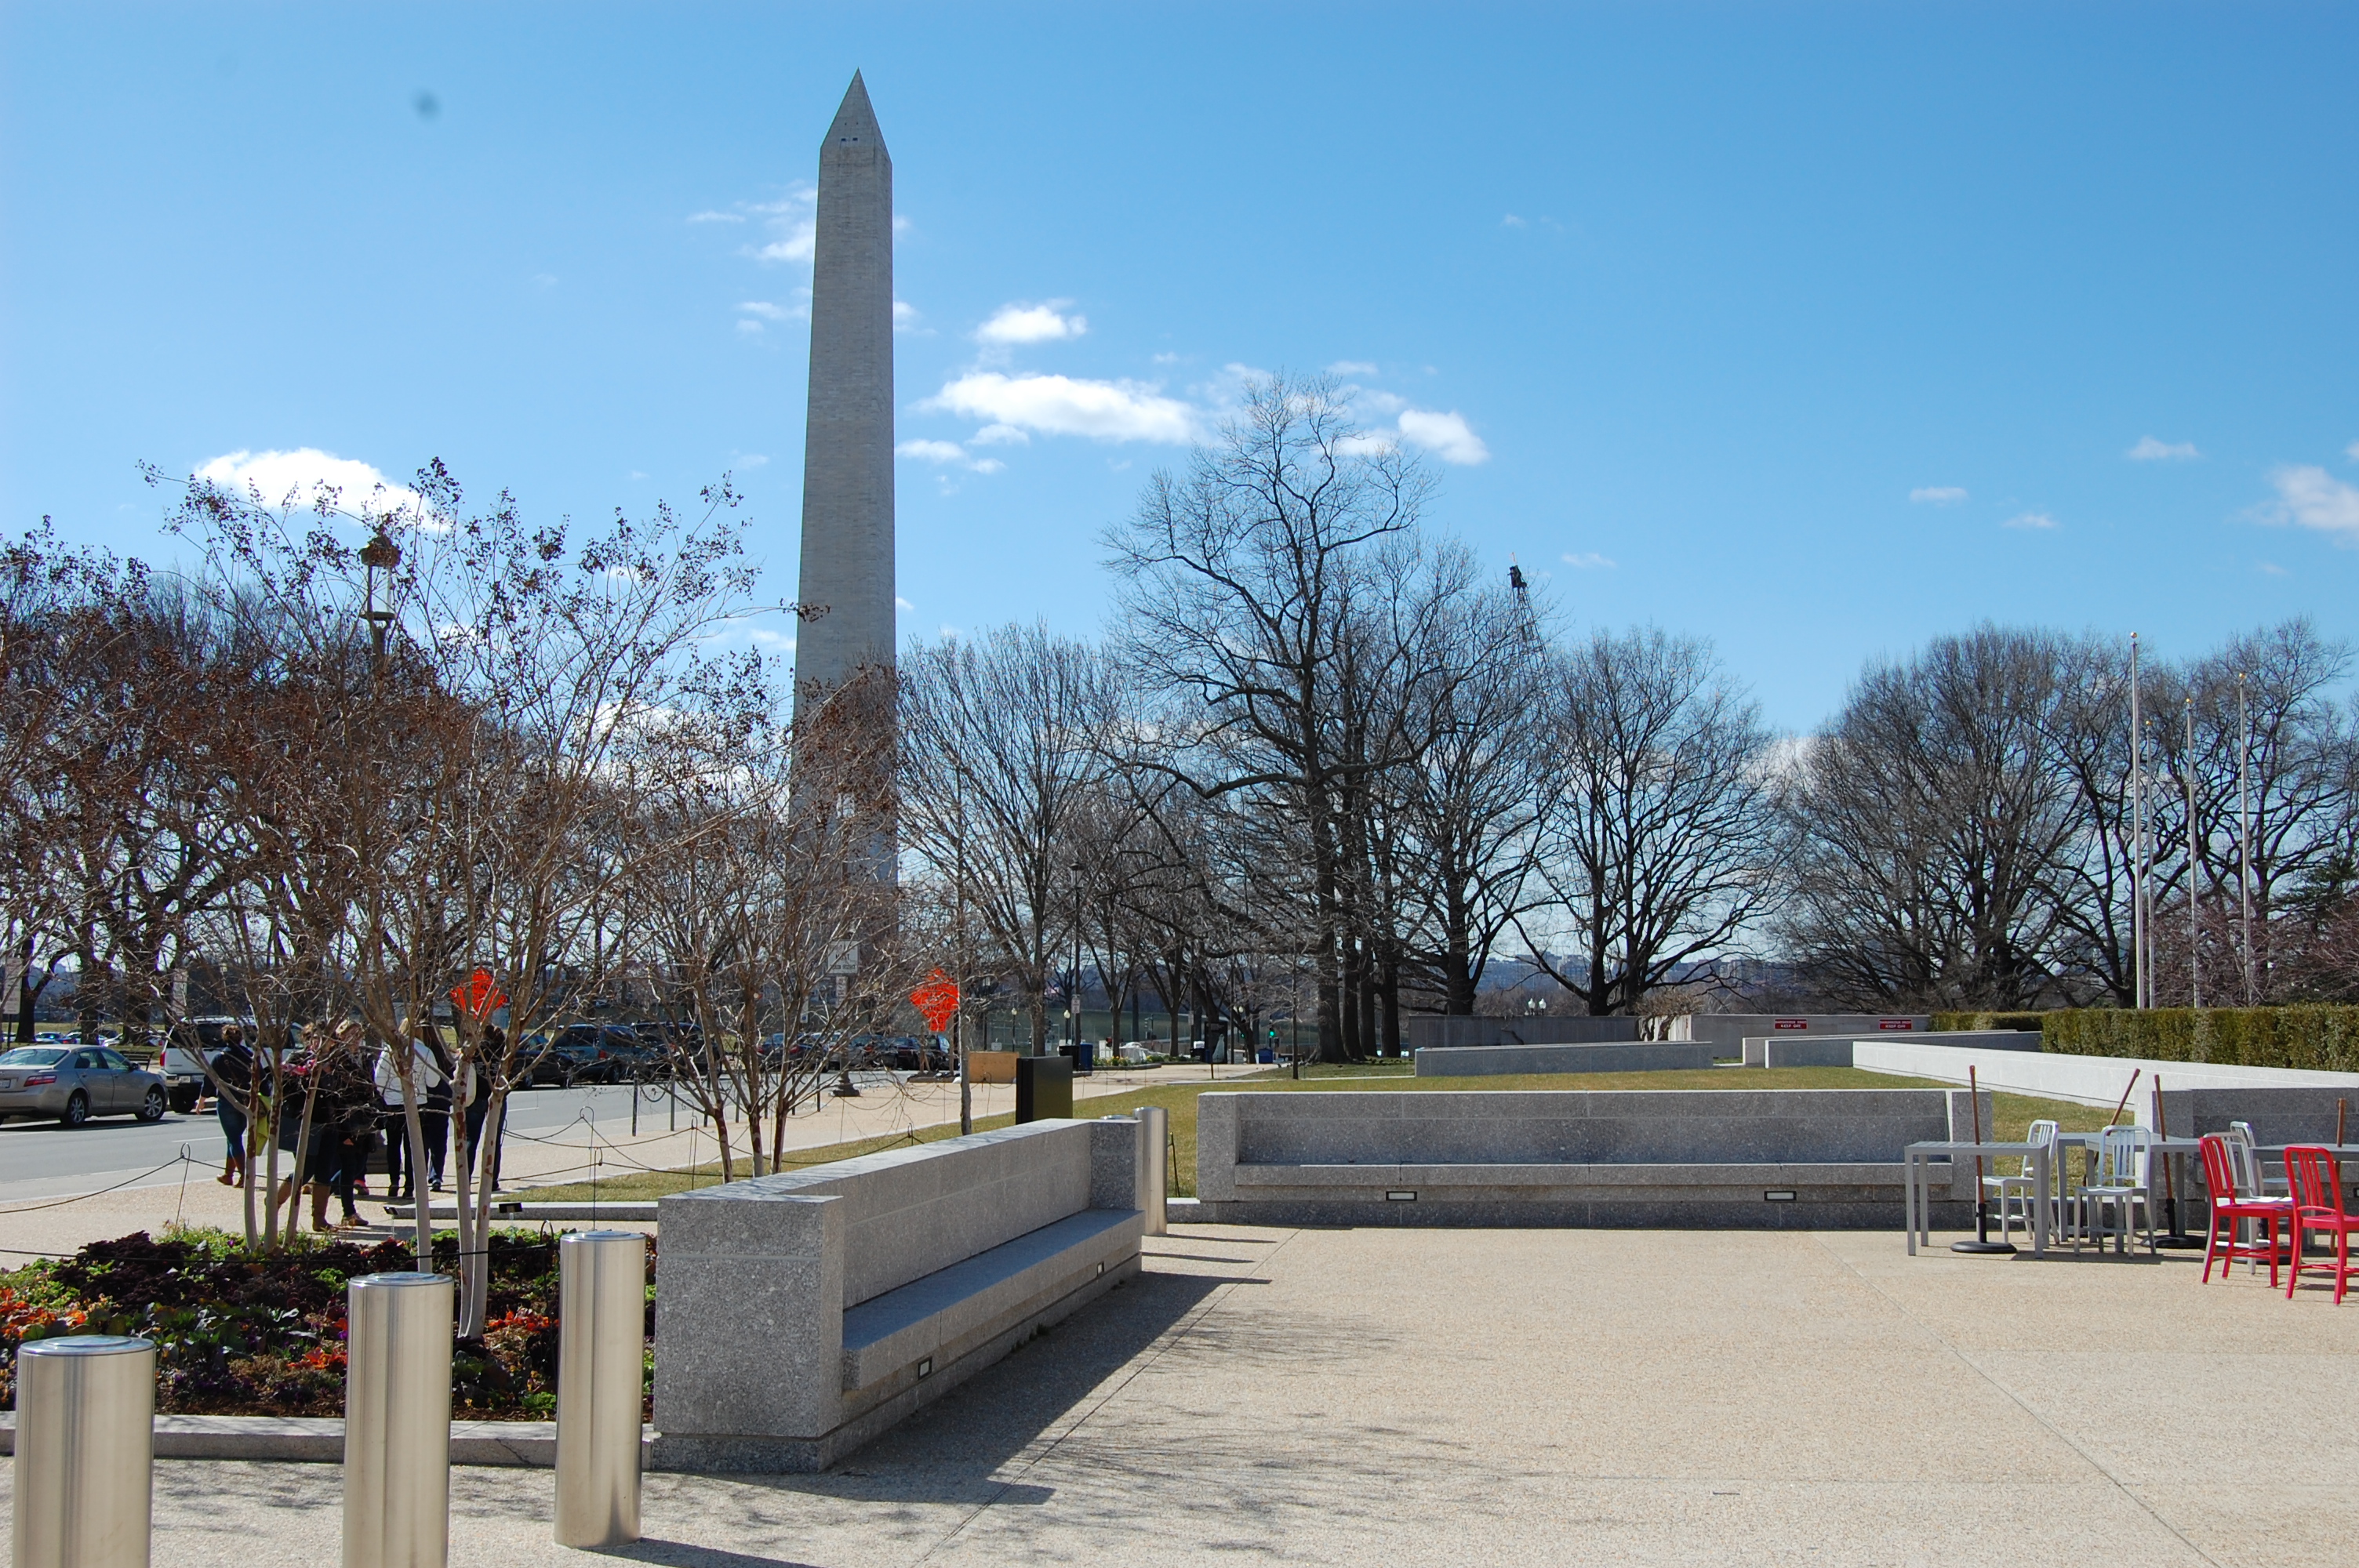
left=0, top=1065, right=1252, bottom=1258
left=4, top=1226, right=2352, bottom=1566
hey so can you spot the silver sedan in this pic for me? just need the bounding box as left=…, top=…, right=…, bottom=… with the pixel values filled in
left=0, top=1045, right=169, bottom=1126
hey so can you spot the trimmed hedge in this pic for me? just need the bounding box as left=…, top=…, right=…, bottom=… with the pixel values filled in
left=2041, top=1006, right=2359, bottom=1072
left=1931, top=1011, right=2049, bottom=1033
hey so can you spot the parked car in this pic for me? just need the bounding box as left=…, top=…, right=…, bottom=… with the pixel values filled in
left=514, top=1025, right=654, bottom=1087
left=0, top=1044, right=169, bottom=1125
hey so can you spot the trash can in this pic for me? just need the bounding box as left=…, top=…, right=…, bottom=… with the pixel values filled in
left=1016, top=1055, right=1074, bottom=1122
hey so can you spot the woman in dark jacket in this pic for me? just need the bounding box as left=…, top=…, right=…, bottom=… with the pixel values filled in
left=212, top=1026, right=254, bottom=1188
left=275, top=1025, right=375, bottom=1231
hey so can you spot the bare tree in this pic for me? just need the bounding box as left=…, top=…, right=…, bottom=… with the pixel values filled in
left=900, top=624, right=1119, bottom=1051
left=1105, top=374, right=1430, bottom=1059
left=1775, top=626, right=2086, bottom=1008
left=1516, top=626, right=1777, bottom=1014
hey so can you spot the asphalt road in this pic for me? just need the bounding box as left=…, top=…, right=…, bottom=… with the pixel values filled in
left=0, top=1079, right=685, bottom=1201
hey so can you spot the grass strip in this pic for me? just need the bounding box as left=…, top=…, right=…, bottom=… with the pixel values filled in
left=520, top=1065, right=2106, bottom=1202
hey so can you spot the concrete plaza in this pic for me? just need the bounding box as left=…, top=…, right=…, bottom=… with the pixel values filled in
left=6, top=1225, right=2354, bottom=1566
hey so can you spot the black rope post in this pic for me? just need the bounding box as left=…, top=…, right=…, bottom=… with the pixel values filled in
left=1954, top=1064, right=2016, bottom=1254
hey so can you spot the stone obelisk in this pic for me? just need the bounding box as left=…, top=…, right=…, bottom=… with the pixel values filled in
left=793, top=71, right=895, bottom=724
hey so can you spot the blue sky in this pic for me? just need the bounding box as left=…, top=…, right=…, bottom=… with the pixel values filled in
left=4, top=2, right=2356, bottom=731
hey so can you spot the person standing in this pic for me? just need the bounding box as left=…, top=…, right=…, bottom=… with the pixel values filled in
left=373, top=1033, right=415, bottom=1203
left=420, top=1027, right=453, bottom=1192
left=212, top=1025, right=254, bottom=1187
left=284, top=1025, right=375, bottom=1232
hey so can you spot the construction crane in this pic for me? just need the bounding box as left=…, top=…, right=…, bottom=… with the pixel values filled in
left=1507, top=556, right=1543, bottom=657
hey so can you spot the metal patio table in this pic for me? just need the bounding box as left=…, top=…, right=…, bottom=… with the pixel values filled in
left=1904, top=1140, right=2054, bottom=1256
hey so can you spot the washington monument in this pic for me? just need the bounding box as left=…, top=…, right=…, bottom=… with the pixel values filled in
left=793, top=72, right=894, bottom=724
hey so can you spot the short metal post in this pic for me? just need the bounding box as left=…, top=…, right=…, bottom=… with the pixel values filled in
left=1135, top=1105, right=1169, bottom=1235
left=343, top=1272, right=454, bottom=1568
left=554, top=1232, right=646, bottom=1548
left=12, top=1335, right=155, bottom=1568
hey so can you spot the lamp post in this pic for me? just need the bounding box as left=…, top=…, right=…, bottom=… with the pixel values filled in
left=1070, top=862, right=1085, bottom=1059
left=360, top=530, right=401, bottom=673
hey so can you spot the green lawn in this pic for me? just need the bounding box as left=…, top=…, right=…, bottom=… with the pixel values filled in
left=522, top=1065, right=2111, bottom=1202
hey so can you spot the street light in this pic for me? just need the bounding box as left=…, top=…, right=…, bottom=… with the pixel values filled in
left=360, top=531, right=401, bottom=669
left=1070, top=862, right=1085, bottom=1059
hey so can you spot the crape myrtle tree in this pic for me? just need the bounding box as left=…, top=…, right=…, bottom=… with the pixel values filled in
left=159, top=457, right=765, bottom=1330
left=629, top=658, right=922, bottom=1180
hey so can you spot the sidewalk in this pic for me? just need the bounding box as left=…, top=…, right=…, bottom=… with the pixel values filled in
left=2, top=1227, right=2350, bottom=1565
left=0, top=1064, right=1256, bottom=1259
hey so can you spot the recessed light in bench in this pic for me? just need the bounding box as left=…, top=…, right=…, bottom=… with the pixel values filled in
left=1385, top=1191, right=1417, bottom=1202
left=1764, top=1190, right=1797, bottom=1202
left=916, top=1357, right=933, bottom=1378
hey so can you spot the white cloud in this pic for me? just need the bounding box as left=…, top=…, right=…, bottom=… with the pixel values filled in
left=921, top=372, right=1200, bottom=444
left=2128, top=436, right=2200, bottom=462
left=896, top=438, right=1004, bottom=475
left=969, top=423, right=1030, bottom=447
left=1502, top=213, right=1529, bottom=228
left=1561, top=551, right=1616, bottom=569
left=736, top=319, right=765, bottom=336
left=1328, top=360, right=1379, bottom=376
left=738, top=300, right=794, bottom=321
left=895, top=597, right=915, bottom=612
left=747, top=188, right=818, bottom=263
left=2259, top=561, right=2289, bottom=576
left=1396, top=408, right=1490, bottom=465
left=1910, top=486, right=1968, bottom=505
left=734, top=454, right=769, bottom=469
left=196, top=448, right=421, bottom=520
left=896, top=439, right=969, bottom=464
left=2346, top=440, right=2359, bottom=461
left=893, top=300, right=922, bottom=333
left=976, top=300, right=1087, bottom=345
left=2002, top=512, right=2059, bottom=531
left=1353, top=388, right=1408, bottom=415
left=687, top=210, right=744, bottom=224
left=2259, top=465, right=2359, bottom=543
left=1151, top=351, right=1182, bottom=365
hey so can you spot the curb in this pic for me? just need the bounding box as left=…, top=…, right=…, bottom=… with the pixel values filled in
left=0, top=1414, right=651, bottom=1466
left=384, top=1202, right=661, bottom=1221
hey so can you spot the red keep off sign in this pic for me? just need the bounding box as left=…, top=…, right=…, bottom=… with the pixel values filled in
left=450, top=968, right=506, bottom=1020
left=1877, top=1019, right=1915, bottom=1031
left=1774, top=1019, right=1808, bottom=1030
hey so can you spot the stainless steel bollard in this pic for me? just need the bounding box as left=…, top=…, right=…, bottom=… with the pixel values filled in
left=1135, top=1105, right=1169, bottom=1235
left=12, top=1335, right=155, bottom=1568
left=554, top=1231, right=646, bottom=1548
left=343, top=1272, right=453, bottom=1568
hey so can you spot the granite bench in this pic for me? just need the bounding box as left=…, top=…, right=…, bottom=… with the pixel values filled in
left=1412, top=1042, right=1716, bottom=1076
left=1194, top=1089, right=1988, bottom=1228
left=651, top=1116, right=1148, bottom=1472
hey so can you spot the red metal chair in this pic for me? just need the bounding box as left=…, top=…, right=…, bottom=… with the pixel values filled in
left=2283, top=1145, right=2359, bottom=1305
left=2197, top=1134, right=2288, bottom=1285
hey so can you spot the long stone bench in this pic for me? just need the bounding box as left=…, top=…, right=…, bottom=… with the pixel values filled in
left=652, top=1117, right=1147, bottom=1472
left=1413, top=1041, right=1715, bottom=1076
left=1194, top=1089, right=1986, bottom=1228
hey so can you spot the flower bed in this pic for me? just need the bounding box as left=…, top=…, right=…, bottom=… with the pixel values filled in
left=1, top=1229, right=653, bottom=1420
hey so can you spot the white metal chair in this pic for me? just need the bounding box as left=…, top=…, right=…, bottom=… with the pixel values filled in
left=2224, top=1120, right=2295, bottom=1272
left=2074, top=1125, right=2155, bottom=1254
left=1983, top=1118, right=2058, bottom=1245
